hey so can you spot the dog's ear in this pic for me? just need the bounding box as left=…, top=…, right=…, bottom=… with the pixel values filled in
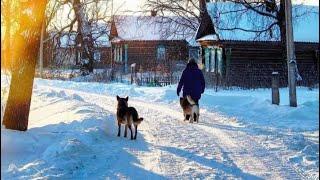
left=125, top=96, right=129, bottom=101
left=116, top=95, right=120, bottom=101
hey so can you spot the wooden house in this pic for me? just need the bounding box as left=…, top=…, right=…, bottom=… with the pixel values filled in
left=195, top=2, right=319, bottom=88
left=43, top=30, right=111, bottom=69
left=43, top=15, right=199, bottom=73
left=109, top=15, right=199, bottom=73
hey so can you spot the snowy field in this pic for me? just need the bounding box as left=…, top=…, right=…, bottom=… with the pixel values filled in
left=1, top=76, right=319, bottom=179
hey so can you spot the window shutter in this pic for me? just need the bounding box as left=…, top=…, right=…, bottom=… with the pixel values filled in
left=217, top=48, right=223, bottom=74
left=210, top=48, right=215, bottom=73
left=205, top=48, right=210, bottom=72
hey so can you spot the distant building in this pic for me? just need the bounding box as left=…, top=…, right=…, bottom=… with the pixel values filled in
left=43, top=25, right=111, bottom=69
left=43, top=15, right=199, bottom=73
left=109, top=15, right=199, bottom=73
left=195, top=2, right=319, bottom=88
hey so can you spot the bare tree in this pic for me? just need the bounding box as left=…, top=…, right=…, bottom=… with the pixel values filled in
left=42, top=0, right=112, bottom=75
left=209, top=0, right=317, bottom=56
left=70, top=0, right=95, bottom=74
left=3, top=0, right=48, bottom=131
left=143, top=0, right=200, bottom=39
left=143, top=0, right=316, bottom=53
left=38, top=0, right=63, bottom=77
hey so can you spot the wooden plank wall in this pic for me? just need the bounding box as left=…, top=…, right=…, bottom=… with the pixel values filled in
left=124, top=40, right=188, bottom=70
left=221, top=41, right=319, bottom=88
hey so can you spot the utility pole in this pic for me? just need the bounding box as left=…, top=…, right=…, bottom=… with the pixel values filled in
left=285, top=0, right=297, bottom=107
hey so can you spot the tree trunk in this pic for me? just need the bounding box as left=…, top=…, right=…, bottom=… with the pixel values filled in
left=3, top=0, right=11, bottom=70
left=3, top=0, right=47, bottom=131
left=72, top=0, right=94, bottom=74
left=39, top=18, right=46, bottom=78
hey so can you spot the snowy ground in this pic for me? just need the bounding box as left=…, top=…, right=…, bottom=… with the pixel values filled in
left=1, top=77, right=319, bottom=179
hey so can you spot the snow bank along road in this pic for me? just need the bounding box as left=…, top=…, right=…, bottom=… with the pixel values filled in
left=1, top=79, right=319, bottom=179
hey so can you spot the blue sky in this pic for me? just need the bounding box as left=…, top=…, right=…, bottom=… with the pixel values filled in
left=113, top=0, right=319, bottom=14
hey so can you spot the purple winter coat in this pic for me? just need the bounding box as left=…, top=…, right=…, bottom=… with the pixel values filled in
left=177, top=61, right=205, bottom=101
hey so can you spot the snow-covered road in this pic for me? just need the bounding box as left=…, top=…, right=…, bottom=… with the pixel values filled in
left=1, top=79, right=319, bottom=179
left=53, top=86, right=314, bottom=179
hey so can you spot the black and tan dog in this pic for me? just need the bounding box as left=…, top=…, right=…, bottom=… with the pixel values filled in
left=179, top=95, right=199, bottom=123
left=116, top=95, right=144, bottom=140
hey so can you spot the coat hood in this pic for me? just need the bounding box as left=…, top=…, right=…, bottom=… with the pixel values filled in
left=186, top=61, right=199, bottom=70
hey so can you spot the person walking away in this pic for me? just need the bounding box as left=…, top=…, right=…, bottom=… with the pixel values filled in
left=177, top=58, right=205, bottom=120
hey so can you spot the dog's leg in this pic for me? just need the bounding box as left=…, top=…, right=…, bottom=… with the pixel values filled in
left=117, top=122, right=121, bottom=137
left=196, top=108, right=200, bottom=123
left=185, top=114, right=190, bottom=121
left=134, top=124, right=138, bottom=140
left=124, top=124, right=128, bottom=138
left=197, top=115, right=199, bottom=123
left=194, top=113, right=197, bottom=122
left=128, top=125, right=133, bottom=140
left=189, top=114, right=193, bottom=123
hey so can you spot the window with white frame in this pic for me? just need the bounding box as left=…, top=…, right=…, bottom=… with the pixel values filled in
left=210, top=48, right=215, bottom=73
left=204, top=46, right=224, bottom=74
left=94, top=51, right=101, bottom=62
left=189, top=48, right=200, bottom=61
left=157, top=45, right=166, bottom=61
left=205, top=48, right=211, bottom=72
left=216, top=48, right=223, bottom=74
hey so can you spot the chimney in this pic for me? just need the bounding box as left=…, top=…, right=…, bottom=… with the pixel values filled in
left=199, top=0, right=207, bottom=14
left=151, top=10, right=157, bottom=17
left=109, top=17, right=118, bottom=40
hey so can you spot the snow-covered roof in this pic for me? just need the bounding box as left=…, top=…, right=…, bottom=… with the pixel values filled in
left=54, top=22, right=111, bottom=48
left=205, top=2, right=319, bottom=42
left=113, top=15, right=199, bottom=46
left=196, top=34, right=219, bottom=41
left=55, top=16, right=199, bottom=47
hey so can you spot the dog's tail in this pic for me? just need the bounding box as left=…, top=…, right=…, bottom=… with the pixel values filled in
left=134, top=117, right=144, bottom=125
left=186, top=95, right=196, bottom=105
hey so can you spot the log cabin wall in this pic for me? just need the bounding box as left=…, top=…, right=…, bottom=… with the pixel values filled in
left=43, top=39, right=191, bottom=71
left=120, top=40, right=189, bottom=71
left=219, top=40, right=319, bottom=88
left=94, top=47, right=111, bottom=68
left=43, top=42, right=111, bottom=69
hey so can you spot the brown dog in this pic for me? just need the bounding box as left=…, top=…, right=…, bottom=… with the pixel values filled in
left=179, top=96, right=199, bottom=123
left=116, top=96, right=144, bottom=140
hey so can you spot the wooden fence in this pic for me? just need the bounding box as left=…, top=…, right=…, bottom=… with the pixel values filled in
left=137, top=76, right=180, bottom=87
